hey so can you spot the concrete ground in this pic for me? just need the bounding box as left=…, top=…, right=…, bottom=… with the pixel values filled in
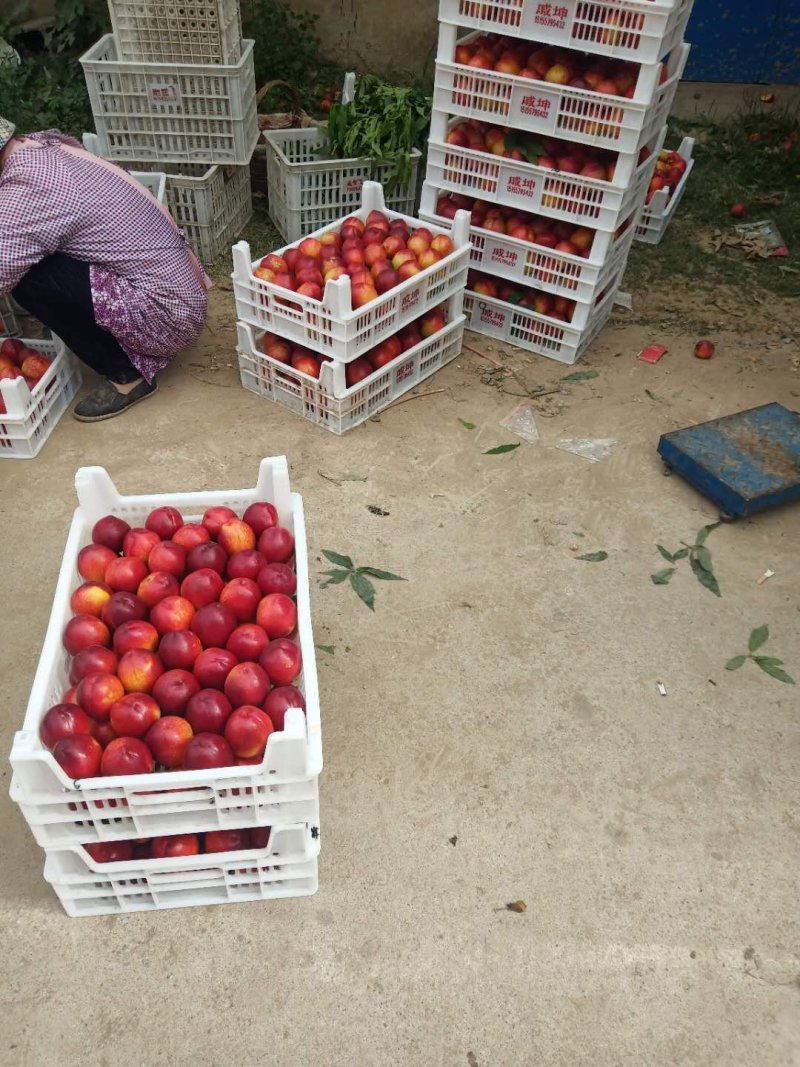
left=1, top=276, right=799, bottom=1066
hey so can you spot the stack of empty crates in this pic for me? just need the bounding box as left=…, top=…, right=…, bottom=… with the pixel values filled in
left=80, top=0, right=258, bottom=264
left=419, top=0, right=693, bottom=364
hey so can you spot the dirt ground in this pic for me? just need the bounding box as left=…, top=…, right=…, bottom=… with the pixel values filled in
left=1, top=269, right=799, bottom=1066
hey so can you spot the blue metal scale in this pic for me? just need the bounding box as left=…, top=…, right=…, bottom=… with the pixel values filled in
left=658, top=404, right=800, bottom=519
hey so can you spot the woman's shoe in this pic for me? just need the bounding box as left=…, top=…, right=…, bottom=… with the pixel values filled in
left=73, top=379, right=158, bottom=422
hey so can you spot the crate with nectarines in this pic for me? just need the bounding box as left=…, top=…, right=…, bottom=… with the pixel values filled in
left=10, top=459, right=322, bottom=849
left=438, top=0, right=694, bottom=65
left=635, top=136, right=694, bottom=244
left=434, top=23, right=688, bottom=153
left=44, top=823, right=319, bottom=916
left=421, top=183, right=636, bottom=301
left=237, top=297, right=466, bottom=435
left=463, top=265, right=624, bottom=363
left=0, top=335, right=82, bottom=461
left=427, top=110, right=666, bottom=230
left=232, top=182, right=471, bottom=363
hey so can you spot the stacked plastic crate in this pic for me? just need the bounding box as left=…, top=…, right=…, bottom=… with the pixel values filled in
left=79, top=0, right=257, bottom=264
left=419, top=0, right=693, bottom=363
left=9, top=458, right=322, bottom=915
left=231, top=182, right=472, bottom=434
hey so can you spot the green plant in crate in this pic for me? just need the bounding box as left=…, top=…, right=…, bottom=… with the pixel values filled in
left=322, top=75, right=432, bottom=188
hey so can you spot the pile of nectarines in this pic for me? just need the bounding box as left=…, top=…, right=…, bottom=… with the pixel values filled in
left=445, top=120, right=618, bottom=181
left=253, top=210, right=455, bottom=308
left=645, top=148, right=687, bottom=205
left=468, top=269, right=577, bottom=322
left=0, top=338, right=52, bottom=414
left=83, top=827, right=272, bottom=863
left=259, top=304, right=450, bottom=386
left=451, top=34, right=666, bottom=99
left=42, top=502, right=306, bottom=780
left=436, top=191, right=596, bottom=256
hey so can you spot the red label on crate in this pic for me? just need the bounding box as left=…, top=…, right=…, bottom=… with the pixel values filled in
left=396, top=358, right=414, bottom=383
left=485, top=239, right=520, bottom=273
left=510, top=85, right=559, bottom=133
left=344, top=178, right=364, bottom=195
left=531, top=2, right=570, bottom=30
left=471, top=301, right=508, bottom=338
left=401, top=288, right=420, bottom=314
left=149, top=83, right=181, bottom=107
left=504, top=171, right=539, bottom=207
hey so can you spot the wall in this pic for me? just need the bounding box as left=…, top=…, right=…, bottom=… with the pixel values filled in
left=280, top=0, right=439, bottom=79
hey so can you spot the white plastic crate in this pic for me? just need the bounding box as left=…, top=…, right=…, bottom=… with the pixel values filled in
left=109, top=0, right=242, bottom=65
left=237, top=309, right=466, bottom=435
left=80, top=35, right=258, bottom=165
left=420, top=181, right=638, bottom=301
left=434, top=27, right=689, bottom=152
left=635, top=136, right=694, bottom=243
left=0, top=337, right=82, bottom=460
left=437, top=0, right=694, bottom=64
left=9, top=458, right=322, bottom=848
left=464, top=279, right=620, bottom=363
left=469, top=221, right=631, bottom=328
left=232, top=182, right=471, bottom=363
left=264, top=70, right=422, bottom=244
left=0, top=294, right=21, bottom=336
left=427, top=110, right=665, bottom=230
left=81, top=133, right=168, bottom=204
left=265, top=130, right=422, bottom=245
left=83, top=132, right=252, bottom=265
left=44, top=823, right=318, bottom=916
left=161, top=162, right=252, bottom=264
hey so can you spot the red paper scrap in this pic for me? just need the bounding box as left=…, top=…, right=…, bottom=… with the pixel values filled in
left=639, top=344, right=668, bottom=363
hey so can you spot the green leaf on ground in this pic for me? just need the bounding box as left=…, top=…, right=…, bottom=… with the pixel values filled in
left=577, top=551, right=608, bottom=562
left=322, top=549, right=354, bottom=570
left=317, top=645, right=335, bottom=655
left=748, top=625, right=769, bottom=652
left=350, top=571, right=376, bottom=611
left=561, top=370, right=599, bottom=382
left=690, top=554, right=721, bottom=596
left=694, top=545, right=713, bottom=572
left=656, top=545, right=675, bottom=562
left=483, top=443, right=520, bottom=455
left=754, top=658, right=795, bottom=684
left=320, top=569, right=351, bottom=586
left=458, top=419, right=476, bottom=430
left=358, top=567, right=406, bottom=581
left=651, top=568, right=675, bottom=585
left=673, top=548, right=690, bottom=560
left=696, top=521, right=721, bottom=546
left=725, top=655, right=747, bottom=671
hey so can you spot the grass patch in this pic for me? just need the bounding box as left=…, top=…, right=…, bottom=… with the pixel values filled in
left=626, top=102, right=800, bottom=300
left=208, top=196, right=283, bottom=284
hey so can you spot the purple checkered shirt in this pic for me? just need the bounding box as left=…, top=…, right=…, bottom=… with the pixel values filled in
left=0, top=132, right=207, bottom=382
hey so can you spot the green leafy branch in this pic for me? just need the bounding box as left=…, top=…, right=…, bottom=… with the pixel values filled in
left=651, top=521, right=722, bottom=596
left=322, top=76, right=432, bottom=188
left=726, top=625, right=795, bottom=684
left=320, top=550, right=406, bottom=611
